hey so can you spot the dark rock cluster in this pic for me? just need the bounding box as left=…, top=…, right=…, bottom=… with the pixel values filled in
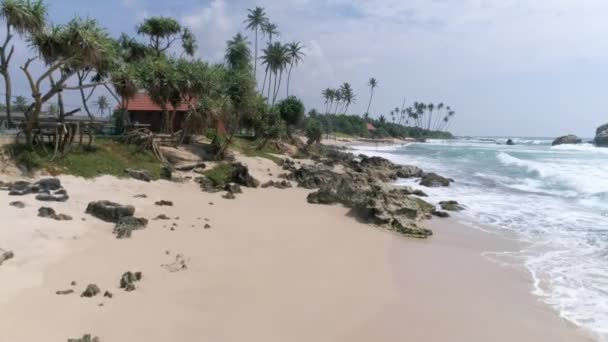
left=120, top=271, right=143, bottom=291
left=1, top=178, right=69, bottom=202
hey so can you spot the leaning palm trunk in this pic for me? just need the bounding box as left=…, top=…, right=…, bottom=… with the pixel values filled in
left=2, top=71, right=12, bottom=127
left=273, top=70, right=283, bottom=104
left=254, top=28, right=258, bottom=82
left=286, top=61, right=294, bottom=97
left=365, top=90, right=374, bottom=118
left=261, top=68, right=269, bottom=95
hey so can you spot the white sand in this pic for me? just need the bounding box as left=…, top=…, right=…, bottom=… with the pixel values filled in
left=0, top=157, right=595, bottom=341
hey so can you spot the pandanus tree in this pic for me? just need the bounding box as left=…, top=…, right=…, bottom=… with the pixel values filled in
left=243, top=6, right=267, bottom=82
left=365, top=77, right=377, bottom=117
left=285, top=41, right=305, bottom=97
left=19, top=17, right=117, bottom=144
left=0, top=0, right=46, bottom=127
left=136, top=16, right=197, bottom=57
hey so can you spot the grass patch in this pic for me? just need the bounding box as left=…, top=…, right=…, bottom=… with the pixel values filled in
left=230, top=136, right=283, bottom=165
left=8, top=138, right=162, bottom=179
left=203, top=163, right=235, bottom=187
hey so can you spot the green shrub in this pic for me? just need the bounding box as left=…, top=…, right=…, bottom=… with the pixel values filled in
left=305, top=119, right=323, bottom=145
left=203, top=163, right=235, bottom=186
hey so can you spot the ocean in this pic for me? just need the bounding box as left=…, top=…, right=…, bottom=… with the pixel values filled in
left=352, top=137, right=608, bottom=341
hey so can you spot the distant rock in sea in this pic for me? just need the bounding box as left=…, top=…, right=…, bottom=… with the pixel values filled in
left=595, top=123, right=608, bottom=147
left=552, top=134, right=582, bottom=146
left=506, top=139, right=515, bottom=145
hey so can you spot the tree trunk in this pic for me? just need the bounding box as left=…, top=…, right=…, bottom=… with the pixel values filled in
left=161, top=104, right=170, bottom=133
left=261, top=68, right=268, bottom=95
left=267, top=71, right=272, bottom=103
left=273, top=70, right=283, bottom=104
left=365, top=89, right=374, bottom=117
left=254, top=28, right=258, bottom=82
left=2, top=70, right=12, bottom=127
left=286, top=61, right=294, bottom=97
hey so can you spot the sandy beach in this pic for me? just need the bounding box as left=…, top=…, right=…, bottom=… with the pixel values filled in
left=0, top=154, right=594, bottom=342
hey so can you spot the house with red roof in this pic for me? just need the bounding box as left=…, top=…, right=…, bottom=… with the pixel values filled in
left=122, top=92, right=192, bottom=132
left=366, top=122, right=377, bottom=132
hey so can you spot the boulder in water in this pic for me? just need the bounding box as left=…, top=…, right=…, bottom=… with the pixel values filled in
left=552, top=135, right=582, bottom=146
left=506, top=139, right=515, bottom=145
left=595, top=124, right=608, bottom=147
left=420, top=173, right=453, bottom=187
left=439, top=200, right=465, bottom=211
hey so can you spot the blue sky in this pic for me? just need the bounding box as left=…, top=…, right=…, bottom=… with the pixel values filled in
left=3, top=0, right=608, bottom=137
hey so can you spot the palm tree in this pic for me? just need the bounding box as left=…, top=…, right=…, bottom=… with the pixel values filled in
left=286, top=41, right=305, bottom=97
left=262, top=21, right=279, bottom=44
left=0, top=0, right=47, bottom=126
left=243, top=7, right=267, bottom=81
left=365, top=77, right=378, bottom=117
left=340, top=82, right=355, bottom=114
left=333, top=88, right=343, bottom=115
left=260, top=42, right=289, bottom=104
left=322, top=88, right=332, bottom=114
left=225, top=32, right=251, bottom=71
left=94, top=95, right=110, bottom=118
left=427, top=103, right=434, bottom=130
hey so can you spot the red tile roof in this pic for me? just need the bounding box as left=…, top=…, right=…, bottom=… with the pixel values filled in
left=366, top=122, right=377, bottom=131
left=122, top=92, right=191, bottom=112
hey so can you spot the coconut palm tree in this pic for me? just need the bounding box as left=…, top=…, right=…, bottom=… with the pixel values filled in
left=0, top=0, right=47, bottom=127
left=244, top=6, right=267, bottom=81
left=333, top=88, right=343, bottom=115
left=260, top=42, right=289, bottom=104
left=225, top=32, right=251, bottom=71
left=322, top=88, right=332, bottom=114
left=94, top=95, right=109, bottom=118
left=286, top=41, right=305, bottom=97
left=427, top=103, right=434, bottom=130
left=340, top=83, right=355, bottom=114
left=262, top=21, right=279, bottom=44
left=365, top=77, right=377, bottom=117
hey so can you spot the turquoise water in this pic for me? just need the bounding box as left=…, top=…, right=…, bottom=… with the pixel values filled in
left=353, top=137, right=608, bottom=341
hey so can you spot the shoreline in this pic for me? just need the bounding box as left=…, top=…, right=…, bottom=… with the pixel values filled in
left=0, top=151, right=596, bottom=341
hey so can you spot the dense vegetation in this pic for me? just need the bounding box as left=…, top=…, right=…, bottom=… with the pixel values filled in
left=305, top=113, right=453, bottom=140
left=8, top=138, right=162, bottom=178
left=0, top=1, right=457, bottom=176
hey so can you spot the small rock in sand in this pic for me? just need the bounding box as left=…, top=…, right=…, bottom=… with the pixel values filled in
left=133, top=194, right=147, bottom=198
left=38, top=207, right=73, bottom=221
left=9, top=201, right=25, bottom=208
left=439, top=200, right=465, bottom=212
left=204, top=224, right=211, bottom=229
left=155, top=200, right=173, bottom=206
left=222, top=192, right=236, bottom=200
left=67, top=334, right=100, bottom=342
left=154, top=214, right=170, bottom=220
left=56, top=289, right=75, bottom=295
left=0, top=250, right=14, bottom=266
left=86, top=201, right=135, bottom=223
left=104, top=291, right=113, bottom=298
left=161, top=254, right=188, bottom=272
left=81, top=284, right=101, bottom=298
left=120, top=271, right=142, bottom=291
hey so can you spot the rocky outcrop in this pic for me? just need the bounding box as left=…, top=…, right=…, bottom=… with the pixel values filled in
left=231, top=163, right=260, bottom=188
left=224, top=183, right=243, bottom=194
left=552, top=135, right=582, bottom=146
left=596, top=124, right=608, bottom=147
left=126, top=169, right=152, bottom=182
left=113, top=216, right=148, bottom=239
left=420, top=173, right=453, bottom=187
left=302, top=168, right=435, bottom=238
left=86, top=201, right=135, bottom=223
left=287, top=165, right=342, bottom=189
